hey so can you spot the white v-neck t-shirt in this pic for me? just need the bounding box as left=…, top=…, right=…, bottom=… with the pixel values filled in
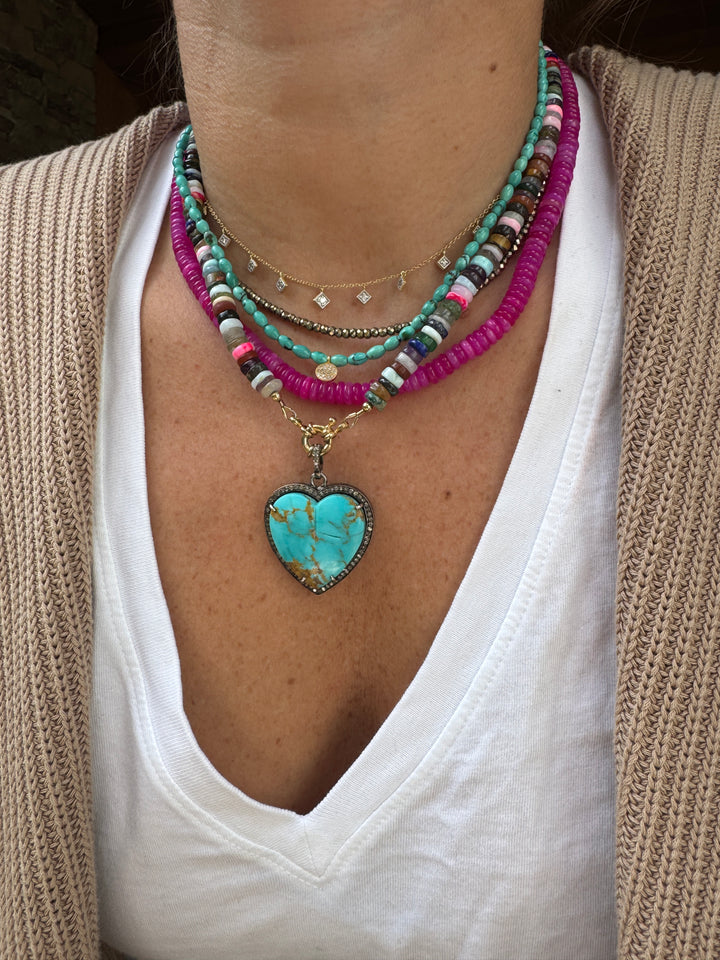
left=91, top=75, right=622, bottom=960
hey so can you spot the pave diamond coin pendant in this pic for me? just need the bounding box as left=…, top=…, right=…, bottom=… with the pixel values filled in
left=265, top=443, right=374, bottom=593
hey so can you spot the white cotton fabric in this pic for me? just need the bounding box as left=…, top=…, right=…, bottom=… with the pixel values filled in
left=92, top=75, right=622, bottom=960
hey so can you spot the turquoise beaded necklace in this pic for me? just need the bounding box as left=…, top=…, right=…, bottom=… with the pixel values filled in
left=174, top=43, right=549, bottom=382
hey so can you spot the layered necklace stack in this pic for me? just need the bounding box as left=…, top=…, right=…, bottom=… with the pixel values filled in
left=170, top=44, right=580, bottom=593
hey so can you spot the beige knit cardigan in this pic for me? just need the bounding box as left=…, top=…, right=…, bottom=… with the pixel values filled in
left=1, top=46, right=720, bottom=960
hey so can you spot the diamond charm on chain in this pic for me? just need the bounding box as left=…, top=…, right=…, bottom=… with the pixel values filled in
left=437, top=253, right=451, bottom=270
left=276, top=275, right=287, bottom=293
left=247, top=257, right=258, bottom=273
left=313, top=291, right=331, bottom=310
left=218, top=233, right=231, bottom=248
left=356, top=289, right=372, bottom=305
left=397, top=272, right=407, bottom=290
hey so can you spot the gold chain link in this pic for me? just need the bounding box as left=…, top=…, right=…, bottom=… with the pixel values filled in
left=204, top=197, right=499, bottom=292
left=272, top=394, right=372, bottom=456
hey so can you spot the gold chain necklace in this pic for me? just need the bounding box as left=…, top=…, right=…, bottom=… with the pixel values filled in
left=204, top=197, right=497, bottom=310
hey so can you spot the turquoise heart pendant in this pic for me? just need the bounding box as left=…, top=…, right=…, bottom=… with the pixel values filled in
left=264, top=480, right=374, bottom=594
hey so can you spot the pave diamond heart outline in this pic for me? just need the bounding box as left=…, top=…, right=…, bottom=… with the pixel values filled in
left=264, top=482, right=374, bottom=594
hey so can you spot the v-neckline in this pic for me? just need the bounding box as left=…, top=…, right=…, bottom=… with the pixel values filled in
left=94, top=78, right=612, bottom=877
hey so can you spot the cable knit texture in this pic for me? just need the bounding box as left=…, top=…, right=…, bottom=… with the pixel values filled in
left=573, top=48, right=720, bottom=960
left=1, top=47, right=720, bottom=959
left=0, top=103, right=187, bottom=960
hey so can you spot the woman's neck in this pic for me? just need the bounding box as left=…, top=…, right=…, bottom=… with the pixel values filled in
left=174, top=0, right=545, bottom=295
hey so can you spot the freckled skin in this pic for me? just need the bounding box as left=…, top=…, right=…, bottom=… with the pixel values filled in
left=147, top=0, right=550, bottom=811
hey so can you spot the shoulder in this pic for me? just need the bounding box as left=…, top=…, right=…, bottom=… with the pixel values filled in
left=570, top=49, right=720, bottom=430
left=572, top=44, right=720, bottom=132
left=0, top=101, right=189, bottom=444
left=572, top=47, right=720, bottom=259
left=571, top=47, right=720, bottom=202
left=1, top=102, right=189, bottom=261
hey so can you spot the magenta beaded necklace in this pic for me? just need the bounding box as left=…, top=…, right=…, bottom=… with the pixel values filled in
left=169, top=49, right=580, bottom=593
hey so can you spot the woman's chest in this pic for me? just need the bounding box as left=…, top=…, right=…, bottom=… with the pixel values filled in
left=141, top=306, right=546, bottom=813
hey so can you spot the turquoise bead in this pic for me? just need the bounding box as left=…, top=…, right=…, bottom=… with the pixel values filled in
left=226, top=272, right=239, bottom=288
left=399, top=325, right=415, bottom=340
left=531, top=116, right=543, bottom=131
left=421, top=300, right=436, bottom=316
left=493, top=201, right=505, bottom=216
left=211, top=244, right=224, bottom=259
left=384, top=335, right=400, bottom=350
left=292, top=343, right=311, bottom=359
left=278, top=335, right=293, bottom=349
left=311, top=350, right=328, bottom=363
left=188, top=207, right=202, bottom=222
left=349, top=352, right=367, bottom=365
left=367, top=344, right=385, bottom=360
left=482, top=213, right=497, bottom=228
left=527, top=130, right=539, bottom=144
left=514, top=157, right=528, bottom=172
left=196, top=219, right=210, bottom=234
left=464, top=240, right=480, bottom=257
left=500, top=184, right=514, bottom=201
left=241, top=298, right=255, bottom=315
left=509, top=170, right=523, bottom=187
left=433, top=284, right=450, bottom=302
left=330, top=355, right=348, bottom=367
left=265, top=324, right=280, bottom=340
left=218, top=258, right=232, bottom=273
left=475, top=227, right=490, bottom=244
left=232, top=286, right=245, bottom=300
left=522, top=142, right=535, bottom=159
left=253, top=311, right=268, bottom=327
left=455, top=256, right=469, bottom=271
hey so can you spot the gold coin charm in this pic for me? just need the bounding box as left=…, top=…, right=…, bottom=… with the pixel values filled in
left=315, top=362, right=339, bottom=382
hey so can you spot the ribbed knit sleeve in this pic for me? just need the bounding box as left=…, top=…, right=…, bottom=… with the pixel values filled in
left=575, top=47, right=720, bottom=960
left=0, top=103, right=187, bottom=960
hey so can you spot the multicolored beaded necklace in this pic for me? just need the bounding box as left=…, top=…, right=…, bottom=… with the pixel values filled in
left=175, top=44, right=551, bottom=383
left=170, top=45, right=579, bottom=593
